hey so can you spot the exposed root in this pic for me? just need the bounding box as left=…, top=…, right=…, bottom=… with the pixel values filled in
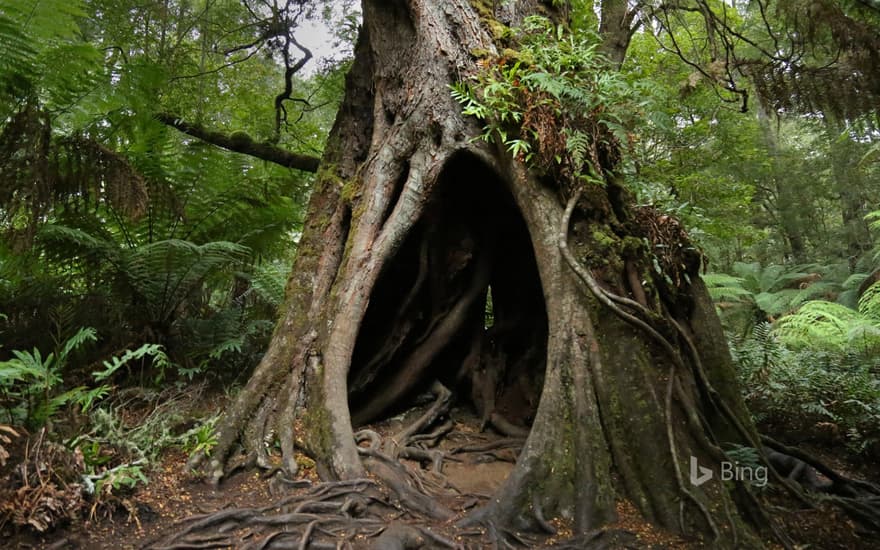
left=761, top=436, right=880, bottom=533
left=353, top=382, right=458, bottom=520
left=143, top=479, right=383, bottom=550
left=155, top=394, right=537, bottom=549
left=486, top=412, right=529, bottom=438
left=541, top=528, right=639, bottom=549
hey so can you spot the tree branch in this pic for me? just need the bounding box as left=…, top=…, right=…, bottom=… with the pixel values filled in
left=155, top=112, right=320, bottom=172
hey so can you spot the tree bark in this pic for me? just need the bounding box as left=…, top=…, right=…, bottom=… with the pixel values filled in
left=195, top=1, right=773, bottom=546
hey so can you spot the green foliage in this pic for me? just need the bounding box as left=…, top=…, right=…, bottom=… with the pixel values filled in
left=180, top=416, right=219, bottom=458
left=73, top=392, right=200, bottom=462
left=0, top=327, right=97, bottom=428
left=774, top=282, right=880, bottom=354
left=451, top=16, right=650, bottom=181
left=733, top=323, right=880, bottom=455
left=0, top=0, right=101, bottom=117
left=0, top=0, right=332, bottom=385
left=83, top=459, right=149, bottom=498
left=0, top=329, right=173, bottom=430
left=704, top=262, right=816, bottom=333
left=94, top=343, right=173, bottom=386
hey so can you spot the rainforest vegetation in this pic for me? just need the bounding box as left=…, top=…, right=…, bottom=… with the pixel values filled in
left=1, top=0, right=880, bottom=548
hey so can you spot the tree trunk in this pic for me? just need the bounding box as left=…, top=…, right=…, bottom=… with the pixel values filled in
left=827, top=123, right=873, bottom=270
left=195, top=1, right=774, bottom=546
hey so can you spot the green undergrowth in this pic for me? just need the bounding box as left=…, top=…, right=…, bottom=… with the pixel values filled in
left=0, top=330, right=222, bottom=532
left=732, top=322, right=880, bottom=458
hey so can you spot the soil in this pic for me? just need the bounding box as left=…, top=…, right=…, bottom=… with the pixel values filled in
left=3, top=401, right=879, bottom=549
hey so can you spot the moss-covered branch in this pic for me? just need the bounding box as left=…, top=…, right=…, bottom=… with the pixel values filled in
left=155, top=112, right=320, bottom=173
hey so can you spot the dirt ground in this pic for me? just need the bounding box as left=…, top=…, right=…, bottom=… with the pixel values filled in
left=3, top=404, right=879, bottom=549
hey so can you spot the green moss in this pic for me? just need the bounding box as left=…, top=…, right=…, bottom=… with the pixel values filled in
left=229, top=131, right=252, bottom=148
left=591, top=229, right=617, bottom=249
left=470, top=47, right=492, bottom=58
left=340, top=179, right=361, bottom=203
left=622, top=236, right=644, bottom=255
left=300, top=375, right=333, bottom=462
left=468, top=0, right=511, bottom=42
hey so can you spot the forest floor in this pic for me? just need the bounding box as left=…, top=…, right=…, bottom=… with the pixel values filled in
left=3, top=393, right=880, bottom=549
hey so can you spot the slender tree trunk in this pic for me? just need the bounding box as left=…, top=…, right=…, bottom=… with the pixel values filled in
left=195, top=1, right=773, bottom=545
left=757, top=108, right=808, bottom=263
left=827, top=123, right=873, bottom=269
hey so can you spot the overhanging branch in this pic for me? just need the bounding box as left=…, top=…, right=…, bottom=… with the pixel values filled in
left=155, top=112, right=320, bottom=173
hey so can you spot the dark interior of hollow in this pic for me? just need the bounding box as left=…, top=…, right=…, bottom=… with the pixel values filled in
left=348, top=153, right=548, bottom=431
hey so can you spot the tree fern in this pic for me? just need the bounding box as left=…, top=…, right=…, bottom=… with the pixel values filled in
left=123, top=239, right=250, bottom=322
left=0, top=0, right=100, bottom=115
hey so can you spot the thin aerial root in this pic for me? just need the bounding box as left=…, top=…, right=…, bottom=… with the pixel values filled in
left=408, top=419, right=454, bottom=446
left=664, top=366, right=720, bottom=540
left=558, top=191, right=684, bottom=370
left=450, top=438, right=524, bottom=454
left=391, top=381, right=452, bottom=453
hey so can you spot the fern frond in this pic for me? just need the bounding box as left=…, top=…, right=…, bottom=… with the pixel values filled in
left=702, top=273, right=752, bottom=302
left=775, top=300, right=876, bottom=352
left=58, top=326, right=97, bottom=363
left=858, top=281, right=880, bottom=320
left=123, top=239, right=250, bottom=320
left=93, top=343, right=169, bottom=381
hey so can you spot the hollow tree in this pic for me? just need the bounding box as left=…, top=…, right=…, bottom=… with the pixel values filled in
left=192, top=0, right=776, bottom=545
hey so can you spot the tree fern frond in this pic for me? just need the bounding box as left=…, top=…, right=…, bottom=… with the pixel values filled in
left=754, top=289, right=801, bottom=317
left=775, top=300, right=874, bottom=352
left=37, top=223, right=117, bottom=255
left=123, top=239, right=250, bottom=320
left=858, top=281, right=880, bottom=320
left=702, top=273, right=752, bottom=302
left=246, top=261, right=289, bottom=307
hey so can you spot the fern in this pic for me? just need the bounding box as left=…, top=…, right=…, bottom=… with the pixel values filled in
left=0, top=326, right=96, bottom=428
left=93, top=343, right=171, bottom=382
left=450, top=15, right=644, bottom=179
left=732, top=324, right=880, bottom=456
left=0, top=0, right=100, bottom=116
left=123, top=239, right=250, bottom=321
left=775, top=300, right=880, bottom=353
left=702, top=273, right=751, bottom=302
left=858, top=281, right=880, bottom=320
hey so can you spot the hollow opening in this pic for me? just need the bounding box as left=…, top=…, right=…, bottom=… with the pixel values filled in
left=348, top=152, right=548, bottom=433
